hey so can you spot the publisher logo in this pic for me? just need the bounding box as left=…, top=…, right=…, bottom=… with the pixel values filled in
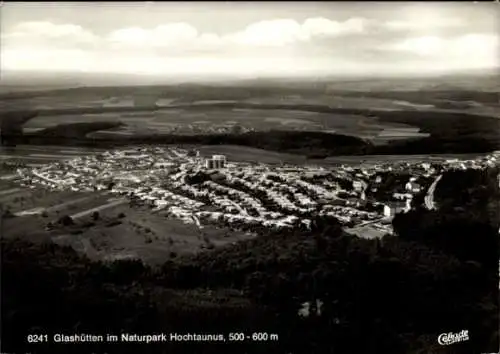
left=438, top=330, right=469, bottom=345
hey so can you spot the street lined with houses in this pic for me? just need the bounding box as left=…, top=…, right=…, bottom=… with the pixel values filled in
left=9, top=146, right=498, bottom=238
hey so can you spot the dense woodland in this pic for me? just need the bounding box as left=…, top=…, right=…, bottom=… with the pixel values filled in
left=2, top=167, right=498, bottom=354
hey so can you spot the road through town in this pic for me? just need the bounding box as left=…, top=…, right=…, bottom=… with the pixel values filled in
left=425, top=174, right=442, bottom=210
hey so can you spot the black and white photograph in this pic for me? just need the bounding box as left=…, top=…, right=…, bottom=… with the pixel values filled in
left=0, top=2, right=499, bottom=353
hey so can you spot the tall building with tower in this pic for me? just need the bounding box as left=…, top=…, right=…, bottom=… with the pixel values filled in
left=212, top=155, right=226, bottom=169
left=205, top=155, right=226, bottom=170
left=205, top=158, right=215, bottom=169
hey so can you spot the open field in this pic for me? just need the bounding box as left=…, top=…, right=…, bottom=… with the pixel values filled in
left=345, top=223, right=388, bottom=239
left=197, top=145, right=308, bottom=165
left=19, top=105, right=431, bottom=143
left=0, top=145, right=105, bottom=165
left=1, top=79, right=498, bottom=157
left=1, top=188, right=105, bottom=214
left=2, top=98, right=497, bottom=159
left=0, top=78, right=498, bottom=160
left=319, top=153, right=486, bottom=165
left=196, top=145, right=485, bottom=166
left=1, top=146, right=100, bottom=154
left=2, top=77, right=498, bottom=116
left=2, top=192, right=254, bottom=265
left=61, top=204, right=252, bottom=264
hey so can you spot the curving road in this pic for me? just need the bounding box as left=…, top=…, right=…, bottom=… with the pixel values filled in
left=425, top=174, right=442, bottom=210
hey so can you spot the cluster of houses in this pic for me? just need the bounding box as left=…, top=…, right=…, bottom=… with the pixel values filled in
left=14, top=147, right=499, bottom=235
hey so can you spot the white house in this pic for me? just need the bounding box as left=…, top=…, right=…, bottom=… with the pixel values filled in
left=421, top=163, right=431, bottom=170
left=405, top=181, right=421, bottom=193
left=352, top=180, right=363, bottom=192
left=383, top=200, right=409, bottom=218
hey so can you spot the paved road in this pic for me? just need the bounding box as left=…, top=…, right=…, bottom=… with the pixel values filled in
left=15, top=207, right=45, bottom=216
left=71, top=198, right=127, bottom=219
left=14, top=194, right=99, bottom=216
left=425, top=175, right=442, bottom=210
left=45, top=195, right=98, bottom=213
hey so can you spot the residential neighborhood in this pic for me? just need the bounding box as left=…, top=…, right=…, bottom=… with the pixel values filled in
left=15, top=147, right=500, bottom=239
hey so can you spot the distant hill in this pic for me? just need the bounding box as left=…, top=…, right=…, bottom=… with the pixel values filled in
left=1, top=69, right=499, bottom=94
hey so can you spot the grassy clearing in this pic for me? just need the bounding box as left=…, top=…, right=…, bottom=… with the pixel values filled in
left=23, top=107, right=417, bottom=142
left=44, top=203, right=253, bottom=265
left=197, top=144, right=308, bottom=164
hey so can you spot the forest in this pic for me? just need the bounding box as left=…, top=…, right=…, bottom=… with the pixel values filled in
left=1, top=167, right=498, bottom=354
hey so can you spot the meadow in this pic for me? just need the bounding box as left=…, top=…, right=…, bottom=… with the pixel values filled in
left=20, top=100, right=426, bottom=143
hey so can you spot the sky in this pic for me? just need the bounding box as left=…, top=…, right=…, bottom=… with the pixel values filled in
left=1, top=2, right=499, bottom=79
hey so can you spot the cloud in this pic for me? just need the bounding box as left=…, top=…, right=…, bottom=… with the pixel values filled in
left=228, top=17, right=372, bottom=46
left=226, top=19, right=304, bottom=46
left=0, top=16, right=471, bottom=51
left=375, top=33, right=499, bottom=72
left=3, top=21, right=98, bottom=44
left=1, top=48, right=94, bottom=72
left=384, top=17, right=464, bottom=32
left=1, top=16, right=498, bottom=76
left=386, top=33, right=498, bottom=58
left=107, top=23, right=198, bottom=48
left=102, top=17, right=373, bottom=50
left=1, top=15, right=473, bottom=54
left=391, top=36, right=445, bottom=56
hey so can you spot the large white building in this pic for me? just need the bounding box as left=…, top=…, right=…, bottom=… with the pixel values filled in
left=205, top=155, right=226, bottom=169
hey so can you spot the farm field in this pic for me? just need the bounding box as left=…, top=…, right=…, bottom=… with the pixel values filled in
left=0, top=188, right=106, bottom=214
left=21, top=104, right=427, bottom=143
left=196, top=145, right=483, bottom=166
left=2, top=82, right=499, bottom=156
left=319, top=153, right=485, bottom=165
left=0, top=145, right=102, bottom=166
left=1, top=188, right=253, bottom=265
left=196, top=145, right=309, bottom=165
left=54, top=204, right=252, bottom=265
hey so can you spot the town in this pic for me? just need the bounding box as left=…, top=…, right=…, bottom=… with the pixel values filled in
left=15, top=146, right=500, bottom=239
